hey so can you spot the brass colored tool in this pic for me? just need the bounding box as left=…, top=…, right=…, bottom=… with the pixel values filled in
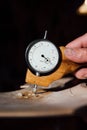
left=25, top=46, right=80, bottom=87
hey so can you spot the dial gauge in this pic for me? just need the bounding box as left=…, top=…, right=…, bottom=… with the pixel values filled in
left=25, top=39, right=61, bottom=75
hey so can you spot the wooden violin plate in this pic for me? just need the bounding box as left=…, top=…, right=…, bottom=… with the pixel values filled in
left=0, top=77, right=87, bottom=117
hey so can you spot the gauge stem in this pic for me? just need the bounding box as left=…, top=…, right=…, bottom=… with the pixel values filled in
left=33, top=72, right=40, bottom=94
left=44, top=30, right=47, bottom=39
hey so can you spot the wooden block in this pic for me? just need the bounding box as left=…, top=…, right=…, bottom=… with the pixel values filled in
left=25, top=46, right=80, bottom=87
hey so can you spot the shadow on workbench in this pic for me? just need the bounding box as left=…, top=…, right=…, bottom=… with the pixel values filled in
left=45, top=76, right=87, bottom=92
left=0, top=115, right=87, bottom=130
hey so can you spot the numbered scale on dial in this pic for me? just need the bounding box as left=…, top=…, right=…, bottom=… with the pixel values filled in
left=25, top=39, right=61, bottom=76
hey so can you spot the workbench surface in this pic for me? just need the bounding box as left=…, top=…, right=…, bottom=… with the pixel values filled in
left=0, top=77, right=87, bottom=117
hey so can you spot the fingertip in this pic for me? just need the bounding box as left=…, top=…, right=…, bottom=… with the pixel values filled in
left=75, top=68, right=87, bottom=79
left=65, top=48, right=87, bottom=63
left=64, top=48, right=79, bottom=62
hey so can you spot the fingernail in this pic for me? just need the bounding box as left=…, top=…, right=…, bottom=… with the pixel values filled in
left=79, top=74, right=87, bottom=79
left=82, top=74, right=87, bottom=79
left=65, top=48, right=81, bottom=58
left=64, top=48, right=76, bottom=57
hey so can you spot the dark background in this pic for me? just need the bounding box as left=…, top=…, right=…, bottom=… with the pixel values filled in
left=1, top=1, right=87, bottom=129
left=0, top=0, right=87, bottom=91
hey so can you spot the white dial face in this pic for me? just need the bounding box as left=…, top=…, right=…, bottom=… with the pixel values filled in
left=28, top=40, right=59, bottom=73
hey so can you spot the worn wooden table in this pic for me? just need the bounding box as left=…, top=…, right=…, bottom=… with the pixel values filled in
left=0, top=77, right=87, bottom=117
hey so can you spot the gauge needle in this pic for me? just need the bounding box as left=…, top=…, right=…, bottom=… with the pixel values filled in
left=41, top=54, right=52, bottom=64
left=41, top=54, right=48, bottom=61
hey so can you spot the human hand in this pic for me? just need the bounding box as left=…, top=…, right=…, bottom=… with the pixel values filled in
left=64, top=33, right=87, bottom=79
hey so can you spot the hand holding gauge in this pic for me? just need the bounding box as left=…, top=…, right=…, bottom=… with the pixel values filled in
left=25, top=34, right=81, bottom=93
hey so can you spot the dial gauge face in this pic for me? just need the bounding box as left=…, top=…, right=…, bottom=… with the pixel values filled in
left=25, top=39, right=61, bottom=75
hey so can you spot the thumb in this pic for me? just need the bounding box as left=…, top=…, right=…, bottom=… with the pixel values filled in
left=64, top=48, right=87, bottom=63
